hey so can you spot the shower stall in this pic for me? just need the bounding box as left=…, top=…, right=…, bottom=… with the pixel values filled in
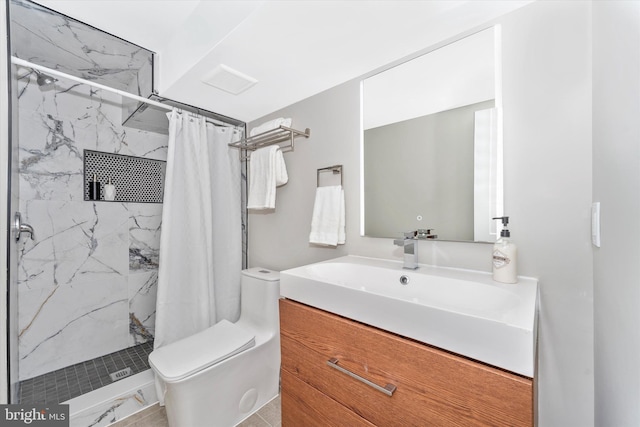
left=4, top=0, right=247, bottom=424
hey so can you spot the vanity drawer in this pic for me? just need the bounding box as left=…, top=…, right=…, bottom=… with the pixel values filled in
left=281, top=369, right=375, bottom=427
left=280, top=298, right=533, bottom=427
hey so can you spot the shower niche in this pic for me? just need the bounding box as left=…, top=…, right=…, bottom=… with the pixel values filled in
left=83, top=150, right=166, bottom=203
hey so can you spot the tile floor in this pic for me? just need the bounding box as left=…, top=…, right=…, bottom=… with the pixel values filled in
left=110, top=395, right=281, bottom=427
left=18, top=341, right=154, bottom=405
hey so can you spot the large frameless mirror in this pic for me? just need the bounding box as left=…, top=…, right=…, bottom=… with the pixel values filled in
left=362, top=26, right=502, bottom=242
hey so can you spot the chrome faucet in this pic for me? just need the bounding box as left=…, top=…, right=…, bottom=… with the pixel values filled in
left=393, top=231, right=418, bottom=270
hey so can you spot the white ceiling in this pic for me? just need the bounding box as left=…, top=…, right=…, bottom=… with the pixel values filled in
left=35, top=0, right=531, bottom=123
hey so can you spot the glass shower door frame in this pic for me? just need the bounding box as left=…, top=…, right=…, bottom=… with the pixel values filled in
left=1, top=0, right=19, bottom=404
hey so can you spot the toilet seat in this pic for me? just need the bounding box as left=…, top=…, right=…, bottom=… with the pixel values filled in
left=149, top=319, right=255, bottom=382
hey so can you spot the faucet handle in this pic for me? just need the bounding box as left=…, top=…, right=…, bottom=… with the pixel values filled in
left=402, top=231, right=416, bottom=239
left=416, top=229, right=435, bottom=239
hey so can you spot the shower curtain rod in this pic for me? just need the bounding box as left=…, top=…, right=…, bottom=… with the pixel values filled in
left=11, top=57, right=241, bottom=128
left=11, top=56, right=172, bottom=111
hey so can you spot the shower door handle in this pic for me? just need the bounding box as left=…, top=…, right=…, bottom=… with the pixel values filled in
left=14, top=212, right=34, bottom=241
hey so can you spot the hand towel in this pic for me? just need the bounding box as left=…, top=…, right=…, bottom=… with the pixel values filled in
left=250, top=117, right=292, bottom=136
left=247, top=146, right=288, bottom=210
left=309, top=185, right=346, bottom=246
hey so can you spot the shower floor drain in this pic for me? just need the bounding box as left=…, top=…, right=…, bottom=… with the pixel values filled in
left=109, top=367, right=132, bottom=382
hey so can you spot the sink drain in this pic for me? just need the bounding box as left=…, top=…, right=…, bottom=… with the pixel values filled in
left=399, top=275, right=410, bottom=285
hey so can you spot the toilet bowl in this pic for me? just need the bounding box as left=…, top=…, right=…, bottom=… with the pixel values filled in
left=149, top=268, right=280, bottom=427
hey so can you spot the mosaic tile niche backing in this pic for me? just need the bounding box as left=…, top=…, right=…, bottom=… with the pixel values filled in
left=83, top=150, right=166, bottom=203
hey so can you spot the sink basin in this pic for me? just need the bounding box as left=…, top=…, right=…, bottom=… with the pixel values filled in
left=280, top=255, right=538, bottom=377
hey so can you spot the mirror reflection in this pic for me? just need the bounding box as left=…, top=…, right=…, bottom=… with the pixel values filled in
left=362, top=27, right=502, bottom=242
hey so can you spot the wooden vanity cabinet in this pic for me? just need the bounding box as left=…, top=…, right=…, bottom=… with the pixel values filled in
left=280, top=298, right=533, bottom=427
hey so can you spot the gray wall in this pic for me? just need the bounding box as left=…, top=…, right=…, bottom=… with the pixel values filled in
left=593, top=2, right=640, bottom=426
left=250, top=1, right=594, bottom=425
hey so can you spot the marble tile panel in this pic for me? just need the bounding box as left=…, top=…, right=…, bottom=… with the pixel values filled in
left=69, top=382, right=158, bottom=427
left=10, top=0, right=153, bottom=94
left=18, top=276, right=129, bottom=380
left=17, top=257, right=55, bottom=293
left=17, top=102, right=129, bottom=202
left=128, top=203, right=162, bottom=272
left=17, top=106, right=84, bottom=201
left=17, top=83, right=168, bottom=204
left=17, top=73, right=122, bottom=128
left=128, top=271, right=157, bottom=346
left=116, top=128, right=168, bottom=161
left=18, top=200, right=129, bottom=290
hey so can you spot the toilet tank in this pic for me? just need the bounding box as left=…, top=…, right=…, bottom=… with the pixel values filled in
left=240, top=268, right=280, bottom=329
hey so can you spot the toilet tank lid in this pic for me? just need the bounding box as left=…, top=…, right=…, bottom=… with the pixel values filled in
left=149, top=320, right=255, bottom=383
left=242, top=267, right=280, bottom=281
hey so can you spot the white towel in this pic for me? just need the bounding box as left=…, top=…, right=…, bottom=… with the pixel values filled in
left=249, top=117, right=292, bottom=136
left=247, top=146, right=288, bottom=210
left=309, top=185, right=345, bottom=246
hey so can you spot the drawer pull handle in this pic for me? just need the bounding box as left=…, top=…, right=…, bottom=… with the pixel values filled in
left=326, top=358, right=397, bottom=397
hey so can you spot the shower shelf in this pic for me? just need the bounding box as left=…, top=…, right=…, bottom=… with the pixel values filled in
left=228, top=125, right=310, bottom=160
left=83, top=150, right=166, bottom=203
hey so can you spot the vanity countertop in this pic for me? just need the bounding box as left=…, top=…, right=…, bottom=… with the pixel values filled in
left=280, top=255, right=538, bottom=377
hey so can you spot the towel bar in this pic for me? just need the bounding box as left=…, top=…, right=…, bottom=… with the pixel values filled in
left=317, top=165, right=343, bottom=187
left=228, top=125, right=310, bottom=160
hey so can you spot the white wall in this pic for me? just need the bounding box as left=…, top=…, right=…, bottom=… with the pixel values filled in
left=593, top=2, right=640, bottom=426
left=502, top=3, right=593, bottom=425
left=249, top=1, right=594, bottom=425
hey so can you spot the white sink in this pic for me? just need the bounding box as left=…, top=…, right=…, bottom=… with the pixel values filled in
left=280, top=255, right=538, bottom=377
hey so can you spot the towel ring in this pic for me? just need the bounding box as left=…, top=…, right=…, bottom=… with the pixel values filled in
left=317, top=165, right=343, bottom=187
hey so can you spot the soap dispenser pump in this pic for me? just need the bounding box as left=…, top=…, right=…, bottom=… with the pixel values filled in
left=492, top=216, right=518, bottom=284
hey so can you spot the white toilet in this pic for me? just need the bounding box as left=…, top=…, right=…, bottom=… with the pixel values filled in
left=149, top=268, right=281, bottom=427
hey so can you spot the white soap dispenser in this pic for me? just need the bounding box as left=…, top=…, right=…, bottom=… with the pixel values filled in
left=492, top=216, right=518, bottom=284
left=104, top=177, right=116, bottom=201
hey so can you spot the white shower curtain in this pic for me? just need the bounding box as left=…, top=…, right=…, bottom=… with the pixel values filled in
left=154, top=110, right=242, bottom=400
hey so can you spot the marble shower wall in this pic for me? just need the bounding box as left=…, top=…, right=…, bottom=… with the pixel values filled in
left=9, top=0, right=154, bottom=96
left=16, top=71, right=167, bottom=381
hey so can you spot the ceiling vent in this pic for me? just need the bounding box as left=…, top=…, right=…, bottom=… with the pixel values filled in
left=202, top=64, right=257, bottom=95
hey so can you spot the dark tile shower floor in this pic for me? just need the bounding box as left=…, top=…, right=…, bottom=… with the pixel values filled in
left=18, top=341, right=154, bottom=405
